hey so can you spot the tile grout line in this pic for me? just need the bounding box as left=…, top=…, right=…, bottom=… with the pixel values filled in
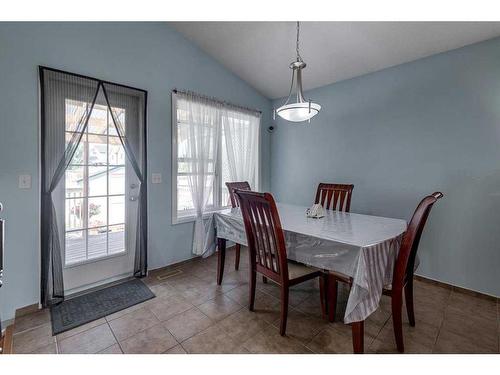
left=179, top=302, right=270, bottom=353
left=18, top=259, right=493, bottom=354
left=431, top=289, right=452, bottom=353
left=54, top=335, right=60, bottom=354
left=177, top=324, right=213, bottom=345
left=161, top=306, right=211, bottom=345
left=12, top=320, right=50, bottom=337
left=99, top=342, right=121, bottom=354
left=303, top=323, right=328, bottom=353
left=179, top=340, right=189, bottom=354
left=106, top=301, right=186, bottom=353
left=120, top=317, right=178, bottom=347
left=367, top=312, right=392, bottom=352
left=219, top=273, right=331, bottom=353
left=175, top=310, right=238, bottom=353
left=107, top=320, right=125, bottom=354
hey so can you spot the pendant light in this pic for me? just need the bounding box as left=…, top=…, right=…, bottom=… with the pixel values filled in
left=275, top=22, right=321, bottom=123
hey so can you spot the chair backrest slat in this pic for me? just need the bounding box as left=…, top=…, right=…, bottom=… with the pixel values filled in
left=315, top=183, right=354, bottom=212
left=226, top=181, right=251, bottom=207
left=235, top=190, right=288, bottom=283
left=392, top=192, right=443, bottom=292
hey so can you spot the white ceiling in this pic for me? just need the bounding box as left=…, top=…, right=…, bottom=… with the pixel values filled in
left=170, top=22, right=500, bottom=99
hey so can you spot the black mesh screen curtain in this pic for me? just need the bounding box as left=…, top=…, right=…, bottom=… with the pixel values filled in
left=39, top=67, right=148, bottom=306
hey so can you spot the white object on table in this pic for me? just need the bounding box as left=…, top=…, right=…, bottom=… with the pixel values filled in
left=214, top=203, right=407, bottom=324
left=306, top=203, right=325, bottom=218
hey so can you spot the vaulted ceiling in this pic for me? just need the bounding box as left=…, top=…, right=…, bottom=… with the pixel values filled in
left=170, top=22, right=500, bottom=99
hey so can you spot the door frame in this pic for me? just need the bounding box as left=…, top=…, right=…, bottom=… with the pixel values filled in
left=38, top=66, right=148, bottom=300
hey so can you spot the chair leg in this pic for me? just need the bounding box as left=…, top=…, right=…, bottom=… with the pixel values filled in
left=351, top=321, right=364, bottom=354
left=392, top=292, right=405, bottom=353
left=234, top=244, right=241, bottom=271
left=249, top=269, right=256, bottom=311
left=262, top=276, right=268, bottom=284
left=404, top=279, right=415, bottom=327
left=216, top=238, right=226, bottom=285
left=319, top=274, right=328, bottom=319
left=327, top=274, right=338, bottom=322
left=279, top=286, right=289, bottom=336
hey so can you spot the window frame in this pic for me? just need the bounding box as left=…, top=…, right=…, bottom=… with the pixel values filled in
left=171, top=93, right=260, bottom=225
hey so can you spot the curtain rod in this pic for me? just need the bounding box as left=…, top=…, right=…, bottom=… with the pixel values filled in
left=172, top=89, right=262, bottom=115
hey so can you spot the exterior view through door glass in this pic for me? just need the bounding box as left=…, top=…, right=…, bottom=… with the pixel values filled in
left=64, top=100, right=127, bottom=265
left=61, top=92, right=143, bottom=295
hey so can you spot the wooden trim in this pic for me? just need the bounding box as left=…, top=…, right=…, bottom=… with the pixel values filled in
left=0, top=324, right=14, bottom=354
left=149, top=244, right=238, bottom=277
left=414, top=275, right=498, bottom=302
left=15, top=303, right=39, bottom=319
left=148, top=258, right=196, bottom=276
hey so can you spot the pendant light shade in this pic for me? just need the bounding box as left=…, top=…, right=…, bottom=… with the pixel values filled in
left=276, top=22, right=321, bottom=123
left=276, top=101, right=321, bottom=122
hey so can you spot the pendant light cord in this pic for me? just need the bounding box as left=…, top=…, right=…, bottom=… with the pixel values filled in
left=296, top=21, right=303, bottom=62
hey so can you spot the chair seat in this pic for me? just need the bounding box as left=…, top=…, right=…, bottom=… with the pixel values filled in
left=287, top=261, right=321, bottom=282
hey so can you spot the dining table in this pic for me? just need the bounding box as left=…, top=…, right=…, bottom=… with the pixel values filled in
left=213, top=202, right=407, bottom=353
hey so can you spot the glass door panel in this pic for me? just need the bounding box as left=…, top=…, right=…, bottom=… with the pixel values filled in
left=64, top=100, right=127, bottom=267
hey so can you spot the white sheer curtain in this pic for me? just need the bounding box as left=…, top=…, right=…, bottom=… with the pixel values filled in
left=175, top=91, right=260, bottom=257
left=181, top=93, right=222, bottom=255
left=222, top=108, right=260, bottom=191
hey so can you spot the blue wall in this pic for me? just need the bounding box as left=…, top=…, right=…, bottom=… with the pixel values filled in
left=271, top=37, right=500, bottom=297
left=0, top=22, right=272, bottom=321
left=1, top=22, right=499, bottom=323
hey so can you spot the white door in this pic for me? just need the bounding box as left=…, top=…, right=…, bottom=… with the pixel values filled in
left=61, top=99, right=139, bottom=294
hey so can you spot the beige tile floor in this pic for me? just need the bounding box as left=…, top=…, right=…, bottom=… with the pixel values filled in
left=11, top=247, right=500, bottom=354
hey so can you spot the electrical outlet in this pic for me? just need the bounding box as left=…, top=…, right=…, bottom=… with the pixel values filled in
left=18, top=174, right=32, bottom=189
left=151, top=173, right=162, bottom=184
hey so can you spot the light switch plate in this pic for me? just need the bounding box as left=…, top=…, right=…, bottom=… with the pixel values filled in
left=151, top=173, right=162, bottom=184
left=18, top=174, right=32, bottom=189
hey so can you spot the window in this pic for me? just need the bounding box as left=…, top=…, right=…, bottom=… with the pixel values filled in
left=64, top=99, right=127, bottom=265
left=172, top=92, right=260, bottom=224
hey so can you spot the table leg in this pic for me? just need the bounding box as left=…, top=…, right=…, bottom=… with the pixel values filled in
left=351, top=321, right=364, bottom=354
left=319, top=273, right=328, bottom=319
left=327, top=273, right=337, bottom=322
left=216, top=238, right=226, bottom=285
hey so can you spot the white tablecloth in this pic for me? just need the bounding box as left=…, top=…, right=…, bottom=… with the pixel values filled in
left=214, top=203, right=407, bottom=323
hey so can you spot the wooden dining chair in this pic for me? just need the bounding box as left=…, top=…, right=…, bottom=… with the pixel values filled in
left=225, top=181, right=251, bottom=271
left=235, top=189, right=327, bottom=336
left=315, top=183, right=354, bottom=212
left=327, top=192, right=443, bottom=352
left=314, top=183, right=354, bottom=320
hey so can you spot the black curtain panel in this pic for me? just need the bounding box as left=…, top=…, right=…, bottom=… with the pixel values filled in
left=101, top=82, right=148, bottom=277
left=39, top=67, right=148, bottom=306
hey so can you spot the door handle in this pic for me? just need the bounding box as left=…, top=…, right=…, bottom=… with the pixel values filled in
left=129, top=196, right=138, bottom=202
